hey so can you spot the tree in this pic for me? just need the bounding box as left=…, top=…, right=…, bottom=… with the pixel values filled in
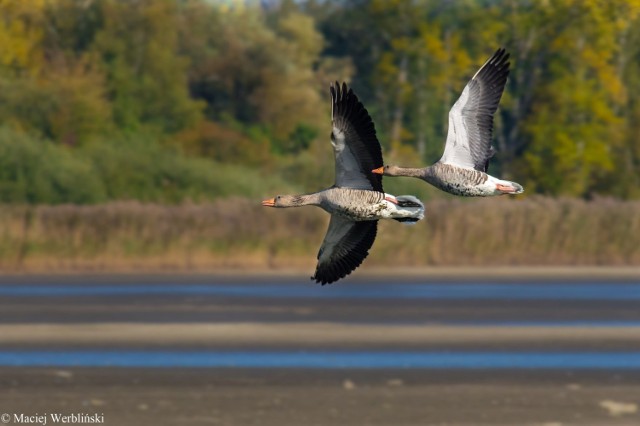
left=92, top=0, right=203, bottom=133
left=178, top=1, right=345, bottom=156
left=500, top=0, right=637, bottom=196
left=0, top=0, right=112, bottom=145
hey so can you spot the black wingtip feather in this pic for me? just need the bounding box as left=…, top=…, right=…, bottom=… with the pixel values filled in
left=477, top=47, right=510, bottom=80
left=462, top=48, right=511, bottom=172
left=329, top=81, right=384, bottom=192
left=312, top=220, right=377, bottom=285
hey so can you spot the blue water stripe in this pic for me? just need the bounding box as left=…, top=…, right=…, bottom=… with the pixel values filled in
left=0, top=283, right=639, bottom=300
left=425, top=320, right=640, bottom=327
left=1, top=351, right=640, bottom=369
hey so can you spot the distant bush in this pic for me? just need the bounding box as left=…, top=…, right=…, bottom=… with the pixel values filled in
left=274, top=123, right=318, bottom=155
left=0, top=127, right=297, bottom=204
left=0, top=70, right=113, bottom=147
left=0, top=128, right=107, bottom=204
left=83, top=133, right=300, bottom=202
left=173, top=120, right=271, bottom=167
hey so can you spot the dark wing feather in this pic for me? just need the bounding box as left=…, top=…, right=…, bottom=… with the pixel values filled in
left=440, top=48, right=510, bottom=172
left=330, top=82, right=383, bottom=192
left=312, top=216, right=377, bottom=285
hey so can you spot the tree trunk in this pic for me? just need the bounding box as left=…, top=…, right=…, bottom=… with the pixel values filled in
left=390, top=53, right=408, bottom=156
left=416, top=52, right=427, bottom=159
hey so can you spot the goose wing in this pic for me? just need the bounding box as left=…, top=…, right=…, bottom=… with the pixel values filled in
left=330, top=82, right=383, bottom=192
left=440, top=48, right=510, bottom=172
left=313, top=216, right=377, bottom=285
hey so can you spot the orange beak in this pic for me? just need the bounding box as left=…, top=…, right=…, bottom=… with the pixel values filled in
left=372, top=166, right=384, bottom=175
left=261, top=198, right=276, bottom=207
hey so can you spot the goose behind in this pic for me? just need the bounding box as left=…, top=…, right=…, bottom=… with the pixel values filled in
left=373, top=48, right=524, bottom=197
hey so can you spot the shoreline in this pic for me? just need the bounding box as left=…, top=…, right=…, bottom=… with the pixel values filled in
left=0, top=266, right=637, bottom=280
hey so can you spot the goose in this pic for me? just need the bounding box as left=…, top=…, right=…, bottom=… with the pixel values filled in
left=262, top=82, right=425, bottom=285
left=372, top=48, right=524, bottom=197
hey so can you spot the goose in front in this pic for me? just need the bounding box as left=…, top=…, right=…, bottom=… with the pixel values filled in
left=262, top=82, right=424, bottom=285
left=373, top=48, right=523, bottom=197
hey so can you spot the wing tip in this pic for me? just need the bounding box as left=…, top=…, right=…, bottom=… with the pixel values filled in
left=312, top=221, right=377, bottom=286
left=331, top=80, right=351, bottom=120
left=311, top=269, right=346, bottom=285
left=329, top=80, right=384, bottom=193
left=330, top=80, right=351, bottom=100
left=473, top=47, right=511, bottom=81
left=310, top=275, right=331, bottom=286
left=492, top=47, right=510, bottom=63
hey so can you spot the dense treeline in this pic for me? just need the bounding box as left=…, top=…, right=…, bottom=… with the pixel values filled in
left=1, top=0, right=639, bottom=204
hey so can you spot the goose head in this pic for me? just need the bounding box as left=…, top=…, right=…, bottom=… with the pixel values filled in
left=372, top=165, right=403, bottom=176
left=261, top=195, right=306, bottom=208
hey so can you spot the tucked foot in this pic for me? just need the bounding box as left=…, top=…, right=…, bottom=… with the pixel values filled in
left=393, top=217, right=420, bottom=224
left=396, top=199, right=423, bottom=208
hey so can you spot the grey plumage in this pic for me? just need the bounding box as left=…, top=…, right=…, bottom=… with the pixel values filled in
left=376, top=48, right=524, bottom=197
left=423, top=163, right=489, bottom=197
left=330, top=82, right=383, bottom=192
left=442, top=48, right=510, bottom=172
left=262, top=82, right=424, bottom=285
left=314, top=217, right=377, bottom=285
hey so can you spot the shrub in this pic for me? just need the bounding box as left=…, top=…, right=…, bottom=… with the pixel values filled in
left=0, top=127, right=106, bottom=204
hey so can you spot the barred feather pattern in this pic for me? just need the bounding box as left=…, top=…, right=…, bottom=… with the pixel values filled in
left=424, top=163, right=490, bottom=197
left=378, top=48, right=523, bottom=197
left=264, top=82, right=426, bottom=285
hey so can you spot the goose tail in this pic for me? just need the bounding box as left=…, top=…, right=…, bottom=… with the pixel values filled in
left=392, top=195, right=425, bottom=225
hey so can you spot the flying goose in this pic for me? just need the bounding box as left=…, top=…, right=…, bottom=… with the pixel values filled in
left=262, top=82, right=424, bottom=285
left=373, top=48, right=523, bottom=197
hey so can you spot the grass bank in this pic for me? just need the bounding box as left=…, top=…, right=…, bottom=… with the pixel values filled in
left=0, top=197, right=638, bottom=273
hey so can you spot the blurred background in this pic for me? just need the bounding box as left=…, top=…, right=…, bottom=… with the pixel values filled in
left=1, top=2, right=640, bottom=425
left=0, top=0, right=638, bottom=271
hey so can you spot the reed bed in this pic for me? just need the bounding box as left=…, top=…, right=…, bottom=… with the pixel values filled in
left=0, top=197, right=638, bottom=272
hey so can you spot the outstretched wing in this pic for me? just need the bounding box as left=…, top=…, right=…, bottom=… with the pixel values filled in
left=440, top=48, right=510, bottom=172
left=330, top=82, right=383, bottom=192
left=313, top=216, right=377, bottom=285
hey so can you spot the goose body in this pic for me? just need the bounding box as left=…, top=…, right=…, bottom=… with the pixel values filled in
left=262, top=82, right=424, bottom=285
left=373, top=48, right=524, bottom=197
left=318, top=188, right=423, bottom=221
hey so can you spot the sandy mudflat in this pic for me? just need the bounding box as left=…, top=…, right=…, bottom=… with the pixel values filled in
left=1, top=368, right=640, bottom=426
left=1, top=323, right=640, bottom=350
left=1, top=274, right=639, bottom=425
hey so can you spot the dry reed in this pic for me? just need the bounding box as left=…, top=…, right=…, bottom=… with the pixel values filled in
left=0, top=196, right=638, bottom=272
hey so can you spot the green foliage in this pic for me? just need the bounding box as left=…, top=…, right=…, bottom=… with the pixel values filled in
left=173, top=120, right=272, bottom=167
left=278, top=123, right=318, bottom=155
left=81, top=133, right=298, bottom=202
left=91, top=0, right=203, bottom=133
left=1, top=0, right=640, bottom=204
left=318, top=0, right=640, bottom=199
left=178, top=3, right=335, bottom=139
left=0, top=66, right=113, bottom=146
left=0, top=126, right=296, bottom=205
left=0, top=127, right=106, bottom=204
